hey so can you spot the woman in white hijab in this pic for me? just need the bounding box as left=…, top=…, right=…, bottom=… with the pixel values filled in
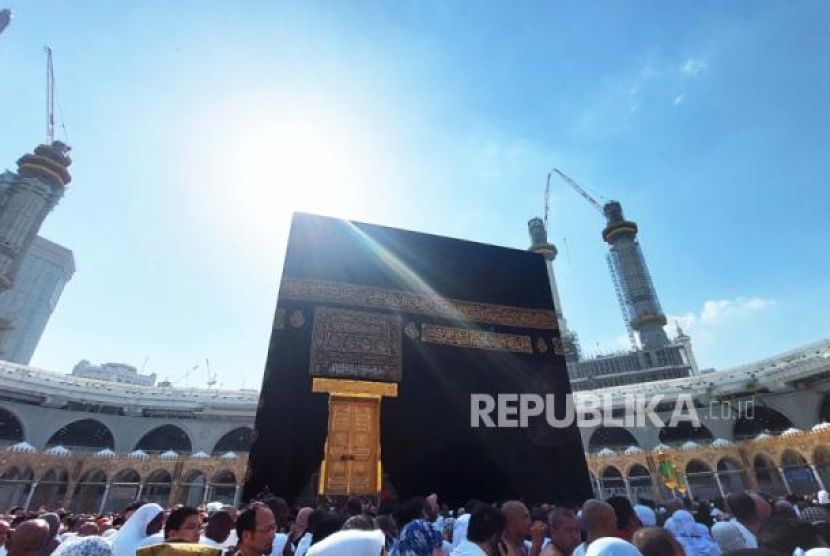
left=109, top=504, right=164, bottom=556
left=711, top=522, right=749, bottom=554
left=52, top=537, right=114, bottom=556
left=634, top=506, right=657, bottom=528
left=585, top=537, right=643, bottom=556
left=306, top=529, right=385, bottom=556
left=664, top=511, right=721, bottom=556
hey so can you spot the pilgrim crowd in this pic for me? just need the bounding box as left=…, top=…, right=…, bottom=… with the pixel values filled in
left=4, top=489, right=830, bottom=556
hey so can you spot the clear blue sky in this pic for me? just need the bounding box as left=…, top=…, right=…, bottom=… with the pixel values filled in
left=1, top=1, right=828, bottom=388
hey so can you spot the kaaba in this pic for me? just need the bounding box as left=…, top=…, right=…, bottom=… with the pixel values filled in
left=244, top=213, right=592, bottom=505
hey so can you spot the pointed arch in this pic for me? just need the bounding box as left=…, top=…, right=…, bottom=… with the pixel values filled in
left=588, top=426, right=639, bottom=452
left=627, top=464, right=654, bottom=503
left=0, top=466, right=33, bottom=510
left=814, top=445, right=830, bottom=491
left=212, top=427, right=253, bottom=455
left=135, top=425, right=192, bottom=454
left=781, top=449, right=820, bottom=495
left=144, top=469, right=173, bottom=507
left=734, top=407, right=794, bottom=440
left=685, top=459, right=719, bottom=501
left=599, top=467, right=626, bottom=499
left=70, top=469, right=107, bottom=513
left=104, top=469, right=142, bottom=513
left=208, top=470, right=238, bottom=505
left=175, top=470, right=207, bottom=507
left=716, top=457, right=748, bottom=494
left=47, top=419, right=115, bottom=450
left=30, top=467, right=69, bottom=510
left=818, top=394, right=830, bottom=424
left=659, top=422, right=714, bottom=446
left=0, top=407, right=24, bottom=444
left=753, top=453, right=786, bottom=496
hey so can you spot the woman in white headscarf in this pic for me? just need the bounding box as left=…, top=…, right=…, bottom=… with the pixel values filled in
left=711, top=522, right=749, bottom=554
left=109, top=504, right=164, bottom=556
left=664, top=511, right=721, bottom=556
left=634, top=506, right=657, bottom=528
left=306, top=529, right=385, bottom=556
left=585, top=537, right=643, bottom=556
left=52, top=537, right=114, bottom=556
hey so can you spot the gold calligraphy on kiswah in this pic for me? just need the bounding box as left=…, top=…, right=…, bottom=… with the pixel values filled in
left=309, top=306, right=403, bottom=383
left=280, top=278, right=557, bottom=330
left=421, top=324, right=533, bottom=354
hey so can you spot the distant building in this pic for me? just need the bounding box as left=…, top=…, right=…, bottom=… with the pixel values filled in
left=0, top=236, right=74, bottom=364
left=568, top=339, right=696, bottom=391
left=72, top=360, right=157, bottom=386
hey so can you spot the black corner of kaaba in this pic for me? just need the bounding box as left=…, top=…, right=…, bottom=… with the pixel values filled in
left=243, top=212, right=593, bottom=505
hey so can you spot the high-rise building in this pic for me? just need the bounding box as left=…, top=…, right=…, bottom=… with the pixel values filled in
left=0, top=142, right=72, bottom=346
left=0, top=142, right=71, bottom=290
left=0, top=236, right=74, bottom=363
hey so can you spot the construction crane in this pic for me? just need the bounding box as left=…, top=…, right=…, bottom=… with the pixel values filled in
left=543, top=173, right=551, bottom=231
left=552, top=168, right=605, bottom=214
left=45, top=47, right=56, bottom=143
left=206, top=359, right=217, bottom=388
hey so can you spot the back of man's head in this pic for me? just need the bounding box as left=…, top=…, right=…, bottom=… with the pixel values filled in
left=345, top=497, right=362, bottom=517
left=664, top=499, right=684, bottom=517
left=632, top=527, right=681, bottom=556
left=581, top=500, right=617, bottom=538
left=468, top=506, right=507, bottom=544
left=76, top=522, right=99, bottom=537
left=606, top=496, right=637, bottom=530
left=728, top=493, right=759, bottom=522
left=205, top=510, right=234, bottom=543
left=465, top=499, right=482, bottom=515
left=8, top=519, right=50, bottom=556
left=260, top=496, right=288, bottom=529
left=759, top=518, right=798, bottom=554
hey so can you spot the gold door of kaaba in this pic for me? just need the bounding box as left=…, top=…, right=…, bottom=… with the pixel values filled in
left=322, top=397, right=379, bottom=495
left=313, top=377, right=397, bottom=497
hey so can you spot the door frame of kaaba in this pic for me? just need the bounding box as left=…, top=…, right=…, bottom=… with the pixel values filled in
left=312, top=378, right=397, bottom=497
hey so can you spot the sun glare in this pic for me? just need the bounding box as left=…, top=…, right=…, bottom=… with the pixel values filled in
left=206, top=99, right=385, bottom=246
left=232, top=121, right=360, bottom=217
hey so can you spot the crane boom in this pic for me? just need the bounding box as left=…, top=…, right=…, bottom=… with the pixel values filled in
left=45, top=46, right=55, bottom=143
left=553, top=168, right=604, bottom=214
left=544, top=173, right=551, bottom=231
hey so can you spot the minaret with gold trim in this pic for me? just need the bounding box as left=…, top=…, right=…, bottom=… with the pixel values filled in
left=0, top=141, right=71, bottom=293
left=528, top=217, right=580, bottom=361
left=602, top=201, right=669, bottom=349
